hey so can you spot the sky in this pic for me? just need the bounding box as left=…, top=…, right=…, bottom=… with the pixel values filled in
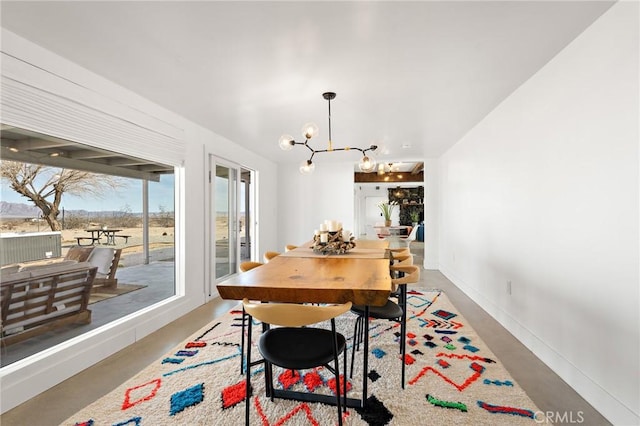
left=2, top=172, right=238, bottom=214
left=1, top=173, right=175, bottom=214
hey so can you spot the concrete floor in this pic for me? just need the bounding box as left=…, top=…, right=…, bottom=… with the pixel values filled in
left=0, top=243, right=610, bottom=425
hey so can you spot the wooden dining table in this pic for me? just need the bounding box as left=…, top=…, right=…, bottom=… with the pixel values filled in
left=216, top=240, right=391, bottom=408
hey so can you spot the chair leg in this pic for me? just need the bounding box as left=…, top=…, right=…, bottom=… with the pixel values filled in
left=331, top=319, right=343, bottom=426
left=245, top=313, right=252, bottom=425
left=400, top=286, right=407, bottom=389
left=240, top=307, right=246, bottom=374
left=267, top=362, right=275, bottom=402
left=350, top=315, right=363, bottom=378
left=258, top=323, right=273, bottom=399
left=343, top=339, right=348, bottom=412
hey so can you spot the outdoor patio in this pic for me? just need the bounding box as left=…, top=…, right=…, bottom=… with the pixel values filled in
left=0, top=252, right=175, bottom=367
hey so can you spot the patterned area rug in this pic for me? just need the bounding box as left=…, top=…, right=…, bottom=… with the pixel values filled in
left=64, top=290, right=546, bottom=425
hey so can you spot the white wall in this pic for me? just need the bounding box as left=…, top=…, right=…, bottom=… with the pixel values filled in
left=0, top=30, right=278, bottom=412
left=424, top=159, right=439, bottom=270
left=277, top=161, right=355, bottom=250
left=438, top=3, right=639, bottom=425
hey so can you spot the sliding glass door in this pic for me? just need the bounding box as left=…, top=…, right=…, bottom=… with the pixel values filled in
left=210, top=156, right=254, bottom=285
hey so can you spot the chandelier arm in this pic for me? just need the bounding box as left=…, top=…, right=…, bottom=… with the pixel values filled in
left=313, top=147, right=351, bottom=154
left=304, top=143, right=316, bottom=154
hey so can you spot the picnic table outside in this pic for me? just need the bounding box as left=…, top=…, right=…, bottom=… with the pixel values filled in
left=75, top=228, right=129, bottom=246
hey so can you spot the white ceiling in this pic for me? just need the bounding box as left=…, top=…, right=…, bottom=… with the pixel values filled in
left=0, top=1, right=614, bottom=166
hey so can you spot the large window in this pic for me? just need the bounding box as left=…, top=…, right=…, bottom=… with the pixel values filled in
left=0, top=127, right=176, bottom=367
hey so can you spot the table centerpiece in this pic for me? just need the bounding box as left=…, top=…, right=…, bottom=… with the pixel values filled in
left=311, top=220, right=355, bottom=255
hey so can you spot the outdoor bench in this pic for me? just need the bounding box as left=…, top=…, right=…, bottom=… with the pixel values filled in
left=74, top=236, right=100, bottom=246
left=0, top=262, right=97, bottom=346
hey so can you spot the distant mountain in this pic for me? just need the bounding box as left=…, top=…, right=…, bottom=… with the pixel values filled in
left=0, top=201, right=39, bottom=218
left=0, top=201, right=145, bottom=218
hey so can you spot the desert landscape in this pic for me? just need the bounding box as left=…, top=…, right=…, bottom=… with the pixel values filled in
left=0, top=217, right=176, bottom=264
left=0, top=212, right=241, bottom=261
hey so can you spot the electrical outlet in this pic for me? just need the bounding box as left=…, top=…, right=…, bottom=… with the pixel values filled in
left=506, top=280, right=512, bottom=295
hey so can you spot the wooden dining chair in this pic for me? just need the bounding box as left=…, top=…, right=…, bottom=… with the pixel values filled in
left=240, top=261, right=263, bottom=272
left=388, top=253, right=413, bottom=301
left=242, top=299, right=352, bottom=426
left=238, top=261, right=264, bottom=374
left=390, top=252, right=413, bottom=270
left=388, top=247, right=410, bottom=258
left=284, top=244, right=298, bottom=252
left=262, top=251, right=280, bottom=263
left=350, top=264, right=420, bottom=389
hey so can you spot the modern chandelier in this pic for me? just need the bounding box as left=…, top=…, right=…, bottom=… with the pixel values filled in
left=278, top=92, right=378, bottom=174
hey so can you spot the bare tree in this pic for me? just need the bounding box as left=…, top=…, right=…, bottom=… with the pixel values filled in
left=156, top=204, right=175, bottom=228
left=1, top=161, right=127, bottom=231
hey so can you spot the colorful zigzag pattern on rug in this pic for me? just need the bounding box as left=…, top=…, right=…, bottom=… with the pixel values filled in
left=66, top=290, right=541, bottom=425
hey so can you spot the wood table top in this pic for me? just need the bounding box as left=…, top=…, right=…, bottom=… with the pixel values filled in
left=217, top=254, right=392, bottom=306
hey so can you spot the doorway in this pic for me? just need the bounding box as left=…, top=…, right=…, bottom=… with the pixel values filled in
left=209, top=156, right=254, bottom=287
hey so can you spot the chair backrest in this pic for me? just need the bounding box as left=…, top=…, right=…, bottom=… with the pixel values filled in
left=391, top=254, right=413, bottom=267
left=263, top=251, right=280, bottom=263
left=284, top=245, right=298, bottom=252
left=242, top=299, right=351, bottom=327
left=403, top=225, right=419, bottom=241
left=86, top=247, right=121, bottom=279
left=239, top=261, right=263, bottom=272
left=391, top=265, right=420, bottom=287
left=389, top=247, right=410, bottom=255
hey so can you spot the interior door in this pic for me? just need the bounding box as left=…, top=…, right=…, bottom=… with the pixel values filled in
left=365, top=195, right=388, bottom=237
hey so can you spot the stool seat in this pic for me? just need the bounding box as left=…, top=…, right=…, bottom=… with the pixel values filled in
left=260, top=327, right=347, bottom=370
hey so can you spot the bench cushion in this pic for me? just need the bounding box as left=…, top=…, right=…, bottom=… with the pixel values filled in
left=87, top=247, right=117, bottom=277
left=18, top=260, right=78, bottom=273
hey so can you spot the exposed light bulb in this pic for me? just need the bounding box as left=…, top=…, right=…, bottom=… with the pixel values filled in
left=299, top=160, right=315, bottom=174
left=301, top=122, right=319, bottom=140
left=358, top=155, right=376, bottom=173
left=278, top=134, right=295, bottom=151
